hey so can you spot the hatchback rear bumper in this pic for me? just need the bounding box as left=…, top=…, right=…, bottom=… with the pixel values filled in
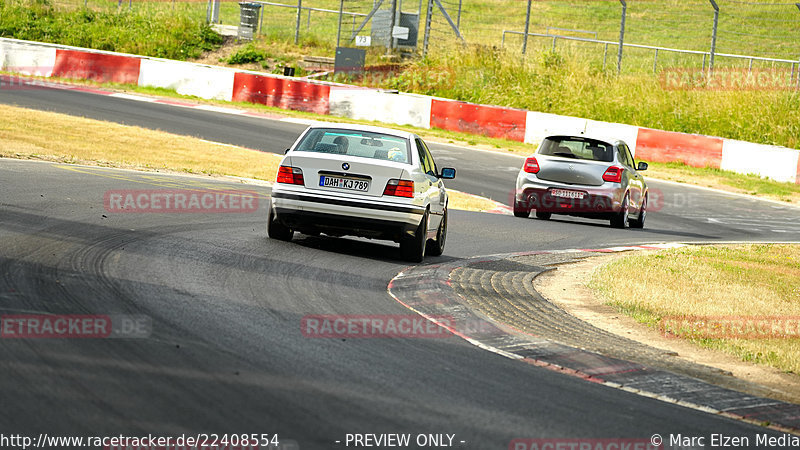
left=517, top=186, right=624, bottom=215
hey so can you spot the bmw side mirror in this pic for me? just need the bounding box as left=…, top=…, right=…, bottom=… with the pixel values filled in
left=636, top=162, right=648, bottom=171
left=439, top=167, right=456, bottom=179
left=284, top=148, right=291, bottom=154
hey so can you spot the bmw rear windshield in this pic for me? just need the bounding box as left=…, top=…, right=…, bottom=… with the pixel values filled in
left=537, top=136, right=615, bottom=162
left=294, top=128, right=412, bottom=164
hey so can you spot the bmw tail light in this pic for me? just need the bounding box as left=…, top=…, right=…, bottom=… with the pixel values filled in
left=602, top=166, right=623, bottom=183
left=523, top=157, right=540, bottom=174
left=277, top=166, right=304, bottom=185
left=383, top=179, right=414, bottom=197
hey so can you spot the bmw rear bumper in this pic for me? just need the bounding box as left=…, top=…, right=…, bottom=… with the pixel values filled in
left=270, top=190, right=425, bottom=242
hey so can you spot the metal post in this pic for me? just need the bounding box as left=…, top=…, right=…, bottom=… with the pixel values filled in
left=307, top=9, right=311, bottom=29
left=423, top=0, right=433, bottom=57
left=702, top=53, right=707, bottom=71
left=389, top=0, right=398, bottom=51
left=522, top=0, right=532, bottom=55
left=210, top=0, right=220, bottom=24
left=603, top=42, right=608, bottom=69
left=796, top=4, right=800, bottom=88
left=348, top=0, right=385, bottom=43
left=709, top=0, right=719, bottom=73
left=617, top=0, right=626, bottom=74
left=552, top=36, right=556, bottom=51
left=653, top=49, right=659, bottom=73
left=336, top=0, right=344, bottom=48
left=457, top=0, right=462, bottom=30
left=295, top=0, right=302, bottom=44
left=433, top=0, right=464, bottom=41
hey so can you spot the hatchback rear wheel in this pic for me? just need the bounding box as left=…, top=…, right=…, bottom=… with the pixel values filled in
left=513, top=202, right=530, bottom=218
left=610, top=194, right=629, bottom=229
left=629, top=194, right=646, bottom=229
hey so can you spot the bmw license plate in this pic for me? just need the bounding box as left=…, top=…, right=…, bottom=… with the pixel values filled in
left=550, top=189, right=585, bottom=199
left=319, top=176, right=370, bottom=192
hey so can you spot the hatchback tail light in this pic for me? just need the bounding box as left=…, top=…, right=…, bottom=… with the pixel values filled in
left=277, top=166, right=304, bottom=185
left=383, top=179, right=414, bottom=197
left=523, top=157, right=540, bottom=174
left=602, top=166, right=624, bottom=183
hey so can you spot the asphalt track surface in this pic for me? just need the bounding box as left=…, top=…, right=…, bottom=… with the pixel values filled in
left=1, top=80, right=800, bottom=449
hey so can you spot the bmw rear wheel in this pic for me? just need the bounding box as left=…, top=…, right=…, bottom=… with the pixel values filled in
left=401, top=212, right=427, bottom=263
left=426, top=209, right=447, bottom=257
left=267, top=203, right=293, bottom=241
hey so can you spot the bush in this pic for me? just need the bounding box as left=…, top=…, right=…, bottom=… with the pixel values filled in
left=0, top=0, right=222, bottom=61
left=226, top=44, right=267, bottom=65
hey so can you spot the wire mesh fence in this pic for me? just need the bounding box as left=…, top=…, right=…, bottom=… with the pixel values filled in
left=8, top=0, right=800, bottom=75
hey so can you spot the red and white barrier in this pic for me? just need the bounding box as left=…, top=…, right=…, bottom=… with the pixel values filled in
left=584, top=120, right=641, bottom=156
left=721, top=139, right=800, bottom=184
left=0, top=38, right=56, bottom=76
left=328, top=86, right=432, bottom=129
left=52, top=49, right=140, bottom=84
left=431, top=99, right=527, bottom=142
left=635, top=128, right=724, bottom=168
left=1, top=36, right=798, bottom=184
left=232, top=72, right=329, bottom=115
left=524, top=111, right=588, bottom=146
left=138, top=59, right=235, bottom=101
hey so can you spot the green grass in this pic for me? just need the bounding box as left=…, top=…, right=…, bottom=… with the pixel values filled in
left=590, top=244, right=800, bottom=374
left=3, top=0, right=800, bottom=153
left=217, top=0, right=800, bottom=150
left=0, top=0, right=222, bottom=60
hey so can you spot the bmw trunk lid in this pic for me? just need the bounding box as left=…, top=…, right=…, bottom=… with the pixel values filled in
left=285, top=152, right=408, bottom=198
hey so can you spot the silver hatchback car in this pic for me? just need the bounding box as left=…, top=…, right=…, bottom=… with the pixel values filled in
left=514, top=135, right=648, bottom=228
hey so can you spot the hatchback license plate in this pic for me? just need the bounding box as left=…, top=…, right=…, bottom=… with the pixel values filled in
left=550, top=189, right=585, bottom=199
left=319, top=176, right=370, bottom=192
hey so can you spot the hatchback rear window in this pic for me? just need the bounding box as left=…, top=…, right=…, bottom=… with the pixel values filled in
left=537, top=137, right=614, bottom=162
left=294, top=128, right=411, bottom=163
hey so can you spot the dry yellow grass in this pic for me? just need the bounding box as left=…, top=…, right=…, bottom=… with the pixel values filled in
left=0, top=104, right=492, bottom=212
left=591, top=244, right=800, bottom=374
left=0, top=104, right=283, bottom=179
left=447, top=190, right=504, bottom=213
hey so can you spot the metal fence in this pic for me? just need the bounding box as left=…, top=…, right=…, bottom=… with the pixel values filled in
left=218, top=0, right=800, bottom=75
left=50, top=0, right=800, bottom=77
left=501, top=0, right=800, bottom=76
left=501, top=30, right=800, bottom=78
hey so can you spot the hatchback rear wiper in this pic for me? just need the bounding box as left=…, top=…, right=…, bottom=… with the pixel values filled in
left=553, top=152, right=578, bottom=158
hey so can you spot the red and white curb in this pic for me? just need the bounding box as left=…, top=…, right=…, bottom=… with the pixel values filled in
left=387, top=243, right=800, bottom=434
